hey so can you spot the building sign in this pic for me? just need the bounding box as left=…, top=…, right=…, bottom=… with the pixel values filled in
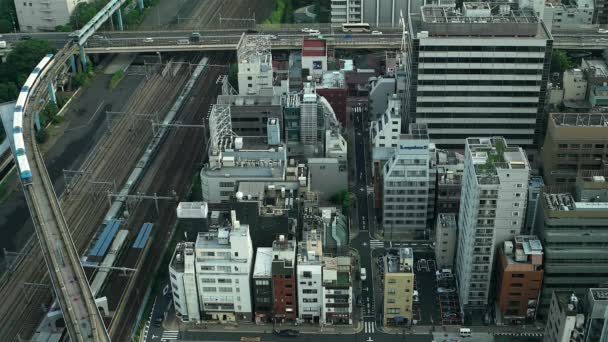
left=399, top=145, right=427, bottom=150
left=313, top=61, right=323, bottom=70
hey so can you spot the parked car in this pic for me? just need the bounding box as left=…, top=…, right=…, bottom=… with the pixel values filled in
left=360, top=267, right=367, bottom=281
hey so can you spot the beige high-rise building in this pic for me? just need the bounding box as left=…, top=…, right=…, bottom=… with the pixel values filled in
left=383, top=248, right=414, bottom=325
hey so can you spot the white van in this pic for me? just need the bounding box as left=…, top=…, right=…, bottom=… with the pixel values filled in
left=360, top=267, right=367, bottom=281
left=177, top=39, right=190, bottom=45
left=308, top=30, right=321, bottom=36
left=459, top=328, right=471, bottom=337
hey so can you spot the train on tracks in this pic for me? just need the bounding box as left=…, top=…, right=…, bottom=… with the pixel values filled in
left=12, top=53, right=54, bottom=184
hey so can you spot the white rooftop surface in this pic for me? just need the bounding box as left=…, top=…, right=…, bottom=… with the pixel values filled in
left=253, top=247, right=273, bottom=277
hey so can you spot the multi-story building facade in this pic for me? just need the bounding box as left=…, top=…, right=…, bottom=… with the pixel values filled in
left=584, top=288, right=608, bottom=342
left=495, top=235, right=544, bottom=324
left=194, top=211, right=254, bottom=321
left=455, top=137, right=530, bottom=312
left=271, top=236, right=297, bottom=321
left=322, top=256, right=353, bottom=325
left=543, top=0, right=594, bottom=32
left=524, top=176, right=544, bottom=234
left=534, top=176, right=608, bottom=317
left=541, top=113, right=608, bottom=187
left=435, top=149, right=464, bottom=215
left=383, top=248, right=415, bottom=325
left=330, top=0, right=362, bottom=26
left=381, top=124, right=435, bottom=236
left=296, top=227, right=324, bottom=323
left=362, top=0, right=409, bottom=27
left=543, top=291, right=586, bottom=342
left=15, top=0, right=83, bottom=32
left=253, top=247, right=273, bottom=323
left=237, top=35, right=274, bottom=96
left=169, top=242, right=201, bottom=322
left=406, top=3, right=552, bottom=146
left=434, top=213, right=457, bottom=269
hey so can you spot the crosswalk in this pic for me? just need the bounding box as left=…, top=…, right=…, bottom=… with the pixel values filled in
left=369, top=240, right=385, bottom=249
left=364, top=321, right=376, bottom=333
left=496, top=332, right=544, bottom=337
left=161, top=330, right=179, bottom=341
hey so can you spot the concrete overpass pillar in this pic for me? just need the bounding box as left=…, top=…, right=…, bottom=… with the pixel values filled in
left=79, top=44, right=87, bottom=70
left=137, top=0, right=144, bottom=13
left=116, top=8, right=124, bottom=31
left=47, top=81, right=56, bottom=104
left=69, top=55, right=77, bottom=74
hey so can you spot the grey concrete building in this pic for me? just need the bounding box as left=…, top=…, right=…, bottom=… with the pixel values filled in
left=406, top=3, right=552, bottom=146
left=435, top=213, right=457, bottom=269
left=369, top=77, right=396, bottom=121
left=541, top=113, right=608, bottom=188
left=308, top=158, right=348, bottom=202
left=535, top=176, right=608, bottom=318
left=217, top=95, right=283, bottom=138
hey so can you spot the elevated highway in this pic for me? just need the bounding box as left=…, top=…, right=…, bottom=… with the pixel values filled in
left=3, top=29, right=608, bottom=51
left=21, top=44, right=110, bottom=342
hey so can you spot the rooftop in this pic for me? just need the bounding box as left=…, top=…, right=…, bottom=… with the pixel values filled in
left=467, top=137, right=529, bottom=183
left=437, top=213, right=457, bottom=230
left=319, top=71, right=345, bottom=89
left=550, top=112, right=608, bottom=127
left=170, top=242, right=195, bottom=273
left=253, top=247, right=273, bottom=278
left=412, top=3, right=544, bottom=38
left=400, top=123, right=429, bottom=141
left=555, top=291, right=583, bottom=316
left=385, top=247, right=414, bottom=273
left=582, top=59, right=608, bottom=78
left=590, top=288, right=608, bottom=301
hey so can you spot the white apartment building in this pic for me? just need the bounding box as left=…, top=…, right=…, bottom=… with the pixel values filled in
left=15, top=0, right=85, bottom=32
left=169, top=242, right=201, bottom=322
left=371, top=94, right=401, bottom=149
left=237, top=35, right=274, bottom=96
left=297, top=227, right=324, bottom=323
left=194, top=211, right=254, bottom=321
left=406, top=3, right=552, bottom=146
left=455, top=137, right=530, bottom=311
left=321, top=256, right=353, bottom=325
left=330, top=0, right=362, bottom=26
left=382, top=124, right=435, bottom=236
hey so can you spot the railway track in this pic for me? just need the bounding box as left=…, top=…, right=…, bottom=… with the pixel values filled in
left=0, top=55, right=193, bottom=341
left=106, top=52, right=229, bottom=341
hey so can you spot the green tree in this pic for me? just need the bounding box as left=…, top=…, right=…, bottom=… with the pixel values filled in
left=330, top=190, right=353, bottom=215
left=551, top=50, right=572, bottom=74
left=6, top=40, right=56, bottom=79
left=0, top=82, right=18, bottom=103
left=0, top=0, right=18, bottom=33
left=69, top=2, right=100, bottom=29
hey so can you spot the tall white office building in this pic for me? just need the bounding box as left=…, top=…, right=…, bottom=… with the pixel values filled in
left=169, top=242, right=201, bottom=322
left=455, top=137, right=530, bottom=311
left=406, top=3, right=552, bottom=146
left=382, top=124, right=435, bottom=236
left=296, top=227, right=324, bottom=323
left=194, top=211, right=254, bottom=321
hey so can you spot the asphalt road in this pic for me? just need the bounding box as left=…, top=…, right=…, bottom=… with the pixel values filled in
left=178, top=331, right=434, bottom=342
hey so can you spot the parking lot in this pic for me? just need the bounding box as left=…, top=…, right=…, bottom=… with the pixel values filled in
left=371, top=248, right=463, bottom=327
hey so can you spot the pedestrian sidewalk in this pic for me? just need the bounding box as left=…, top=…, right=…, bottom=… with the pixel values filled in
left=164, top=310, right=364, bottom=335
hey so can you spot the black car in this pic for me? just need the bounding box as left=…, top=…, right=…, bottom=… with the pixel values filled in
left=246, top=29, right=258, bottom=34
left=274, top=329, right=299, bottom=337
left=20, top=35, right=32, bottom=40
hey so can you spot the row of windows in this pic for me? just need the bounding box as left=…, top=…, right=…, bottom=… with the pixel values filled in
left=558, top=143, right=608, bottom=149
left=418, top=80, right=541, bottom=87
left=419, top=45, right=546, bottom=52
left=426, top=123, right=536, bottom=129
left=384, top=219, right=426, bottom=225
left=414, top=112, right=537, bottom=119
left=418, top=68, right=543, bottom=75
left=417, top=91, right=540, bottom=98
left=414, top=102, right=540, bottom=108
left=419, top=57, right=544, bottom=64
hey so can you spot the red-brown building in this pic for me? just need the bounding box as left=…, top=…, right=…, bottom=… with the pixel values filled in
left=271, top=235, right=297, bottom=321
left=317, top=71, right=347, bottom=125
left=496, top=235, right=544, bottom=324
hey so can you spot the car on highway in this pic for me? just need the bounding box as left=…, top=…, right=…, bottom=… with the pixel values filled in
left=142, top=37, right=154, bottom=43
left=20, top=35, right=32, bottom=40
left=274, top=329, right=299, bottom=337
left=190, top=32, right=201, bottom=42
left=437, top=287, right=456, bottom=293
left=268, top=35, right=277, bottom=40
left=177, top=39, right=190, bottom=45
left=599, top=28, right=608, bottom=33
left=246, top=29, right=258, bottom=34
left=371, top=30, right=383, bottom=35
left=92, top=34, right=105, bottom=39
left=344, top=33, right=353, bottom=39
left=301, top=28, right=312, bottom=33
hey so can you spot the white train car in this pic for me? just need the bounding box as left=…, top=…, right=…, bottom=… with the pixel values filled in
left=13, top=133, right=25, bottom=155
left=12, top=53, right=54, bottom=186
left=16, top=154, right=32, bottom=185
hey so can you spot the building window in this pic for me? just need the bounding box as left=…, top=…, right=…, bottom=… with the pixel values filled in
left=303, top=271, right=312, bottom=278
left=218, top=287, right=233, bottom=292
left=202, top=287, right=217, bottom=292
left=387, top=298, right=396, bottom=303
left=387, top=308, right=401, bottom=314
left=511, top=274, right=525, bottom=278
left=219, top=182, right=233, bottom=188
